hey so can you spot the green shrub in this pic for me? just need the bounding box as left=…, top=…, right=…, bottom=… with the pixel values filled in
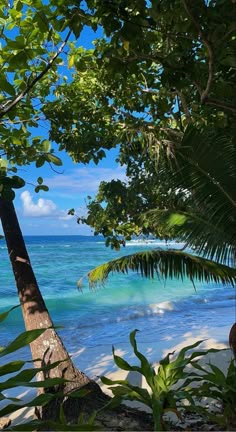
left=100, top=329, right=209, bottom=430
left=190, top=357, right=236, bottom=430
left=101, top=329, right=234, bottom=431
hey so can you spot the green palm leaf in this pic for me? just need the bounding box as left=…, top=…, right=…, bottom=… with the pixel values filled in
left=140, top=209, right=236, bottom=265
left=163, top=125, right=236, bottom=261
left=88, top=249, right=236, bottom=288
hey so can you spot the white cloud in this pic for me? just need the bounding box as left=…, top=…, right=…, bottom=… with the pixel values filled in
left=44, top=166, right=127, bottom=196
left=21, top=191, right=57, bottom=217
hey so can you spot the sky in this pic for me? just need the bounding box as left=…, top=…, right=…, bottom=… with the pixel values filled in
left=15, top=148, right=126, bottom=236
left=3, top=26, right=126, bottom=237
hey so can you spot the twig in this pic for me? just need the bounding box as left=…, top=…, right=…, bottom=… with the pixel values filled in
left=0, top=116, right=42, bottom=125
left=182, top=0, right=214, bottom=103
left=206, top=98, right=236, bottom=113
left=220, top=25, right=236, bottom=43
left=0, top=30, right=72, bottom=119
left=176, top=90, right=191, bottom=123
left=48, top=162, right=64, bottom=175
left=176, top=95, right=184, bottom=131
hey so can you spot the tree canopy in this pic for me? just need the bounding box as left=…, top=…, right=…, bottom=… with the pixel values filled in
left=0, top=0, right=235, bottom=283
left=43, top=0, right=236, bottom=284
left=0, top=0, right=97, bottom=198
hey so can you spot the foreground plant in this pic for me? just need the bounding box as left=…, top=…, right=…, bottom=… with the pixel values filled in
left=101, top=330, right=211, bottom=431
left=189, top=357, right=236, bottom=430
left=0, top=307, right=96, bottom=431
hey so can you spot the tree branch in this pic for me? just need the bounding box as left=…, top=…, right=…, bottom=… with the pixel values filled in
left=175, top=90, right=191, bottom=123
left=0, top=30, right=72, bottom=120
left=182, top=0, right=214, bottom=104
left=0, top=116, right=42, bottom=125
left=175, top=95, right=184, bottom=131
left=206, top=98, right=236, bottom=113
left=220, top=24, right=236, bottom=43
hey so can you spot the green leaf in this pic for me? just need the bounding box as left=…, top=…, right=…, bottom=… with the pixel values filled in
left=41, top=139, right=51, bottom=152
left=35, top=185, right=49, bottom=193
left=59, top=405, right=66, bottom=425
left=100, top=376, right=129, bottom=386
left=0, top=306, right=19, bottom=323
left=45, top=153, right=63, bottom=166
left=112, top=346, right=135, bottom=371
left=88, top=250, right=236, bottom=287
left=0, top=328, right=48, bottom=357
left=129, top=330, right=155, bottom=387
left=9, top=176, right=25, bottom=189
left=40, top=185, right=49, bottom=192
left=0, top=76, right=16, bottom=96
left=66, top=388, right=92, bottom=398
left=0, top=360, right=26, bottom=377
left=70, top=19, right=82, bottom=39
left=0, top=375, right=67, bottom=391
left=208, top=363, right=226, bottom=385
left=37, top=176, right=43, bottom=185
left=69, top=55, right=75, bottom=68
left=36, top=157, right=45, bottom=168
left=0, top=393, right=55, bottom=417
left=0, top=159, right=8, bottom=169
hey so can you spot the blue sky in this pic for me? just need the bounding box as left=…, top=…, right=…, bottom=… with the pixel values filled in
left=15, top=147, right=125, bottom=236
left=3, top=26, right=126, bottom=237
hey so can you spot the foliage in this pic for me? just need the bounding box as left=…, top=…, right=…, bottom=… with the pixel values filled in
left=89, top=249, right=236, bottom=288
left=189, top=357, right=236, bottom=430
left=46, top=0, right=236, bottom=157
left=100, top=329, right=227, bottom=431
left=42, top=1, right=236, bottom=285
left=87, top=123, right=236, bottom=286
left=0, top=0, right=91, bottom=200
left=1, top=1, right=234, bottom=283
left=0, top=308, right=96, bottom=431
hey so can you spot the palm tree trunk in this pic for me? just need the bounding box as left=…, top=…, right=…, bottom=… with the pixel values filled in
left=0, top=197, right=99, bottom=418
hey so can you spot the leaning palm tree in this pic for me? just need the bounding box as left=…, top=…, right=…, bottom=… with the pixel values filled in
left=87, top=124, right=236, bottom=352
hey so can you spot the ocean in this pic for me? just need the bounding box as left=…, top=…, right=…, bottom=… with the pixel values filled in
left=0, top=235, right=235, bottom=376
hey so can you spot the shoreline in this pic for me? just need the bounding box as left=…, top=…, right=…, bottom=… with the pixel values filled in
left=73, top=321, right=231, bottom=379
left=2, top=323, right=233, bottom=428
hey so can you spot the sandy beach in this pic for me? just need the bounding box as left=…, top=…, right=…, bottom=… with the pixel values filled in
left=2, top=322, right=234, bottom=429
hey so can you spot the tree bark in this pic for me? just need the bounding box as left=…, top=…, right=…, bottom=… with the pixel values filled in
left=0, top=198, right=98, bottom=412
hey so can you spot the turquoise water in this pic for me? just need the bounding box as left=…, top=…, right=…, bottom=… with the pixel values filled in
left=0, top=235, right=235, bottom=370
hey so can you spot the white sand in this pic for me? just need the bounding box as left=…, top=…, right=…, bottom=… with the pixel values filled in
left=2, top=323, right=234, bottom=427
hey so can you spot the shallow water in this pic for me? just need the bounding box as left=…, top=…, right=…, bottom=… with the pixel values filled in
left=0, top=235, right=235, bottom=368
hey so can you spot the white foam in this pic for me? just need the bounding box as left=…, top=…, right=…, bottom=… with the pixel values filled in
left=149, top=301, right=176, bottom=312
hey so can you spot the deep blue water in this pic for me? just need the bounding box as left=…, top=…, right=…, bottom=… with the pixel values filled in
left=0, top=235, right=235, bottom=372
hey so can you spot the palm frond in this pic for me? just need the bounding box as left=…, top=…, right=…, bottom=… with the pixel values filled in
left=148, top=125, right=236, bottom=265
left=140, top=209, right=236, bottom=265
left=174, top=125, right=236, bottom=204
left=88, top=249, right=236, bottom=288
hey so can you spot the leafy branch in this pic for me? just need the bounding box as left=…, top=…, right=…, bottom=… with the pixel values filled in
left=182, top=0, right=214, bottom=104
left=206, top=98, right=236, bottom=114
left=0, top=30, right=72, bottom=120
